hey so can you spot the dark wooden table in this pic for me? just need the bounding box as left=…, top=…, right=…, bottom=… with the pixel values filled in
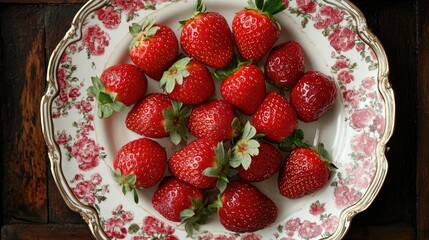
left=0, top=0, right=427, bottom=239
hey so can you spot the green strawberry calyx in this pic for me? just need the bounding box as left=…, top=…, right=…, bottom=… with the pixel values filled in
left=179, top=0, right=207, bottom=25
left=278, top=128, right=307, bottom=152
left=129, top=18, right=160, bottom=49
left=87, top=76, right=127, bottom=119
left=229, top=121, right=264, bottom=170
left=203, top=142, right=237, bottom=193
left=111, top=168, right=140, bottom=204
left=214, top=55, right=251, bottom=81
left=205, top=193, right=223, bottom=218
left=315, top=142, right=338, bottom=171
left=162, top=100, right=192, bottom=145
left=246, top=0, right=286, bottom=29
left=180, top=198, right=212, bottom=237
left=160, top=57, right=191, bottom=93
left=248, top=0, right=286, bottom=15
left=279, top=129, right=337, bottom=170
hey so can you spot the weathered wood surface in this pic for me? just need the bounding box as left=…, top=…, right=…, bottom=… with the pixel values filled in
left=0, top=0, right=427, bottom=239
left=416, top=0, right=429, bottom=239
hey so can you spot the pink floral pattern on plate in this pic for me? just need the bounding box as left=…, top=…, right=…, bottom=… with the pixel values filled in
left=70, top=173, right=109, bottom=210
left=101, top=204, right=180, bottom=240
left=45, top=0, right=390, bottom=239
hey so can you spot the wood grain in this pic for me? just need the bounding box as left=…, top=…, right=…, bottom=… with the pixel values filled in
left=374, top=0, right=417, bottom=223
left=346, top=224, right=416, bottom=240
left=416, top=0, right=429, bottom=238
left=0, top=5, right=48, bottom=224
left=2, top=224, right=93, bottom=240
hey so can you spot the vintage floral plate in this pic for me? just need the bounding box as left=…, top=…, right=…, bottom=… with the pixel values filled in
left=41, top=0, right=395, bottom=239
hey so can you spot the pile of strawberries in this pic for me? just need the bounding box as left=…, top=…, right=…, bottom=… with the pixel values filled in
left=87, top=0, right=337, bottom=236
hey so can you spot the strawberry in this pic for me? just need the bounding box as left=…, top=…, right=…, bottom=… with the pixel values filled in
left=87, top=63, right=147, bottom=118
left=214, top=181, right=278, bottom=233
left=129, top=18, right=179, bottom=80
left=265, top=41, right=305, bottom=88
left=252, top=91, right=298, bottom=143
left=112, top=138, right=167, bottom=203
left=126, top=93, right=191, bottom=145
left=278, top=146, right=333, bottom=199
left=237, top=141, right=282, bottom=182
left=277, top=129, right=336, bottom=198
left=169, top=139, right=232, bottom=191
left=153, top=177, right=212, bottom=237
left=216, top=59, right=266, bottom=115
left=152, top=177, right=204, bottom=222
left=290, top=71, right=337, bottom=122
left=232, top=0, right=286, bottom=62
left=188, top=100, right=241, bottom=142
left=180, top=0, right=234, bottom=68
left=160, top=57, right=214, bottom=105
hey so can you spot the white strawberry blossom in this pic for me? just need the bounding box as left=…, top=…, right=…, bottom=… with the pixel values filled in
left=230, top=122, right=260, bottom=170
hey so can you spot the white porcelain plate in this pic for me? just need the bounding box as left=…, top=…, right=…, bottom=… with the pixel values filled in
left=41, top=0, right=395, bottom=239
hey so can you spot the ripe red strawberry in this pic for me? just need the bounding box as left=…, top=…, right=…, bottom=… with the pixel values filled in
left=160, top=57, right=214, bottom=105
left=87, top=64, right=147, bottom=118
left=126, top=93, right=190, bottom=145
left=169, top=139, right=230, bottom=189
left=180, top=0, right=234, bottom=68
left=112, top=138, right=167, bottom=203
left=188, top=100, right=241, bottom=142
left=129, top=18, right=179, bottom=80
left=217, top=60, right=266, bottom=115
left=237, top=141, right=282, bottom=182
left=152, top=177, right=204, bottom=222
left=152, top=177, right=211, bottom=236
left=265, top=41, right=305, bottom=88
left=290, top=71, right=337, bottom=122
left=232, top=0, right=286, bottom=62
left=278, top=145, right=333, bottom=199
left=252, top=91, right=298, bottom=143
left=215, top=181, right=278, bottom=233
left=126, top=93, right=171, bottom=138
